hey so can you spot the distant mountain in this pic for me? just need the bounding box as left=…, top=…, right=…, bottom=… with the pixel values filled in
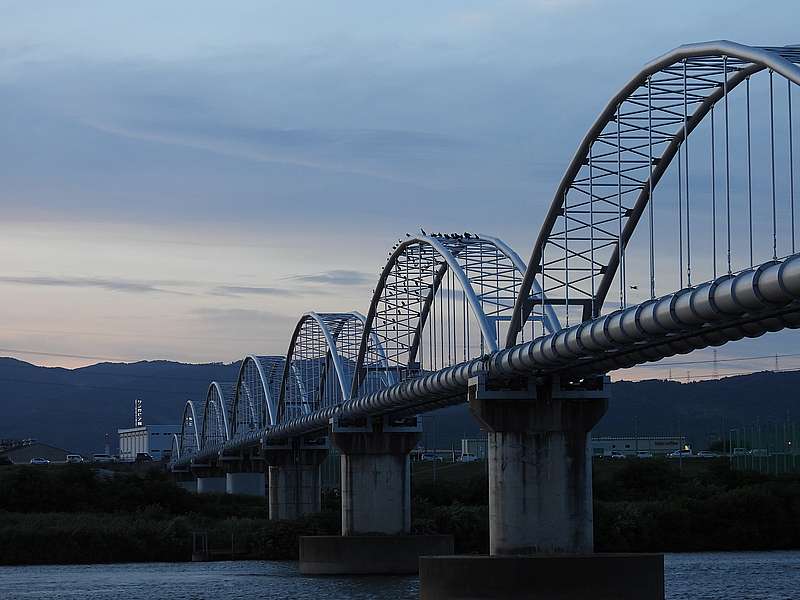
left=0, top=356, right=796, bottom=453
left=0, top=358, right=240, bottom=453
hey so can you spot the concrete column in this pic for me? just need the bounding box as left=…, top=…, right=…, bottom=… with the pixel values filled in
left=196, top=476, right=227, bottom=494
left=469, top=375, right=608, bottom=556
left=226, top=471, right=266, bottom=496
left=175, top=479, right=197, bottom=493
left=266, top=448, right=327, bottom=520
left=331, top=427, right=420, bottom=535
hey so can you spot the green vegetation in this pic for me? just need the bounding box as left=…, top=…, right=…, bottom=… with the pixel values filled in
left=2, top=459, right=798, bottom=565
left=594, top=460, right=800, bottom=552
left=410, top=459, right=800, bottom=554
left=0, top=466, right=338, bottom=565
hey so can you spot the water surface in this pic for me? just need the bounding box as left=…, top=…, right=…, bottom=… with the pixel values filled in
left=1, top=551, right=798, bottom=599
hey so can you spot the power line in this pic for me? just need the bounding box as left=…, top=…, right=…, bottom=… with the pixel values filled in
left=0, top=362, right=236, bottom=383
left=636, top=351, right=800, bottom=369
left=0, top=347, right=139, bottom=362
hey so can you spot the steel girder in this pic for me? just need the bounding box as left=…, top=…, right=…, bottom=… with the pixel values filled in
left=176, top=251, right=800, bottom=467
left=508, top=41, right=800, bottom=345
left=264, top=252, right=800, bottom=440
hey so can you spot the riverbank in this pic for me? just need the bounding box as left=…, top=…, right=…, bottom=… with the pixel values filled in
left=1, top=460, right=798, bottom=565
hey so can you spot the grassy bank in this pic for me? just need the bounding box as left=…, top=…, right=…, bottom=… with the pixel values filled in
left=0, top=466, right=338, bottom=565
left=1, top=460, right=798, bottom=565
left=411, top=459, right=800, bottom=554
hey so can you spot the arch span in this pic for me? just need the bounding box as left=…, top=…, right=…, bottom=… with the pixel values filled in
left=353, top=234, right=558, bottom=398
left=178, top=400, right=201, bottom=460
left=508, top=41, right=800, bottom=346
left=201, top=381, right=234, bottom=449
left=230, top=355, right=284, bottom=436
left=277, top=311, right=376, bottom=423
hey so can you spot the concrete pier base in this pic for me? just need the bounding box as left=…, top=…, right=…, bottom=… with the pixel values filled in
left=266, top=446, right=326, bottom=521
left=268, top=463, right=321, bottom=519
left=331, top=424, right=420, bottom=535
left=175, top=479, right=197, bottom=493
left=226, top=472, right=266, bottom=496
left=419, top=554, right=664, bottom=600
left=300, top=535, right=454, bottom=575
left=469, top=375, right=608, bottom=555
left=196, top=476, right=227, bottom=494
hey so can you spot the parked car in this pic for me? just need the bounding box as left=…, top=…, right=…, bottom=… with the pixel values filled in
left=609, top=450, right=626, bottom=459
left=135, top=452, right=154, bottom=463
left=91, top=453, right=115, bottom=464
left=66, top=454, right=84, bottom=464
left=459, top=453, right=479, bottom=463
left=421, top=453, right=444, bottom=462
left=29, top=457, right=50, bottom=465
left=636, top=451, right=654, bottom=459
left=667, top=450, right=693, bottom=458
left=696, top=451, right=720, bottom=458
left=732, top=447, right=750, bottom=457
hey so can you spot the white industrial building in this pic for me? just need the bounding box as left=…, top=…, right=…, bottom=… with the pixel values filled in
left=118, top=424, right=180, bottom=461
left=591, top=436, right=688, bottom=457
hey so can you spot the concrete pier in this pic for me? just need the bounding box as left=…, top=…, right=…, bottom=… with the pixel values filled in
left=175, top=479, right=197, bottom=493
left=196, top=476, right=227, bottom=494
left=266, top=444, right=327, bottom=521
left=331, top=421, right=420, bottom=535
left=469, top=375, right=608, bottom=555
left=298, top=417, right=440, bottom=575
left=415, top=375, right=665, bottom=598
left=226, top=471, right=266, bottom=496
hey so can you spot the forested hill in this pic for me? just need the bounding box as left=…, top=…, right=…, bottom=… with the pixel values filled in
left=0, top=358, right=240, bottom=453
left=0, top=356, right=797, bottom=453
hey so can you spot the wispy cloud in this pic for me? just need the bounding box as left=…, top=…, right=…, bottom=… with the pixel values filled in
left=287, top=269, right=371, bottom=286
left=192, top=307, right=280, bottom=321
left=0, top=275, right=192, bottom=295
left=210, top=285, right=299, bottom=297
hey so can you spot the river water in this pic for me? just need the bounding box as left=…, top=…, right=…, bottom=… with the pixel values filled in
left=0, top=552, right=797, bottom=599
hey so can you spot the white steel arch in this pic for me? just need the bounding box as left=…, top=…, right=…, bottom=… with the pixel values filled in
left=509, top=41, right=800, bottom=343
left=352, top=234, right=548, bottom=398
left=201, top=381, right=233, bottom=449
left=278, top=312, right=376, bottom=423
left=230, top=355, right=284, bottom=436
left=178, top=400, right=201, bottom=459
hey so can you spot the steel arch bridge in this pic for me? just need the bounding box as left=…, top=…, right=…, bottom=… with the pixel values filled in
left=172, top=40, right=800, bottom=468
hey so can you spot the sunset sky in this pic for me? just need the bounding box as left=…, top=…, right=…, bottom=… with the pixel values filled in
left=2, top=0, right=799, bottom=379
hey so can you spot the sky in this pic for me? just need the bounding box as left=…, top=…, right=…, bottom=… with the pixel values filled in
left=1, top=0, right=799, bottom=379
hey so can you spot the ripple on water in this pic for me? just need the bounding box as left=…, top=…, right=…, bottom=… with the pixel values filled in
left=0, top=552, right=798, bottom=600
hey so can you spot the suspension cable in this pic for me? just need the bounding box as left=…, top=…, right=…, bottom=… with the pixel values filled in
left=711, top=105, right=717, bottom=279
left=724, top=55, right=732, bottom=274
left=683, top=59, right=692, bottom=286
left=564, top=188, right=570, bottom=326
left=648, top=75, right=655, bottom=299
left=677, top=148, right=684, bottom=288
left=770, top=69, right=778, bottom=260
left=790, top=79, right=796, bottom=253
left=746, top=76, right=754, bottom=266
left=617, top=103, right=624, bottom=308
left=589, top=142, right=596, bottom=313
